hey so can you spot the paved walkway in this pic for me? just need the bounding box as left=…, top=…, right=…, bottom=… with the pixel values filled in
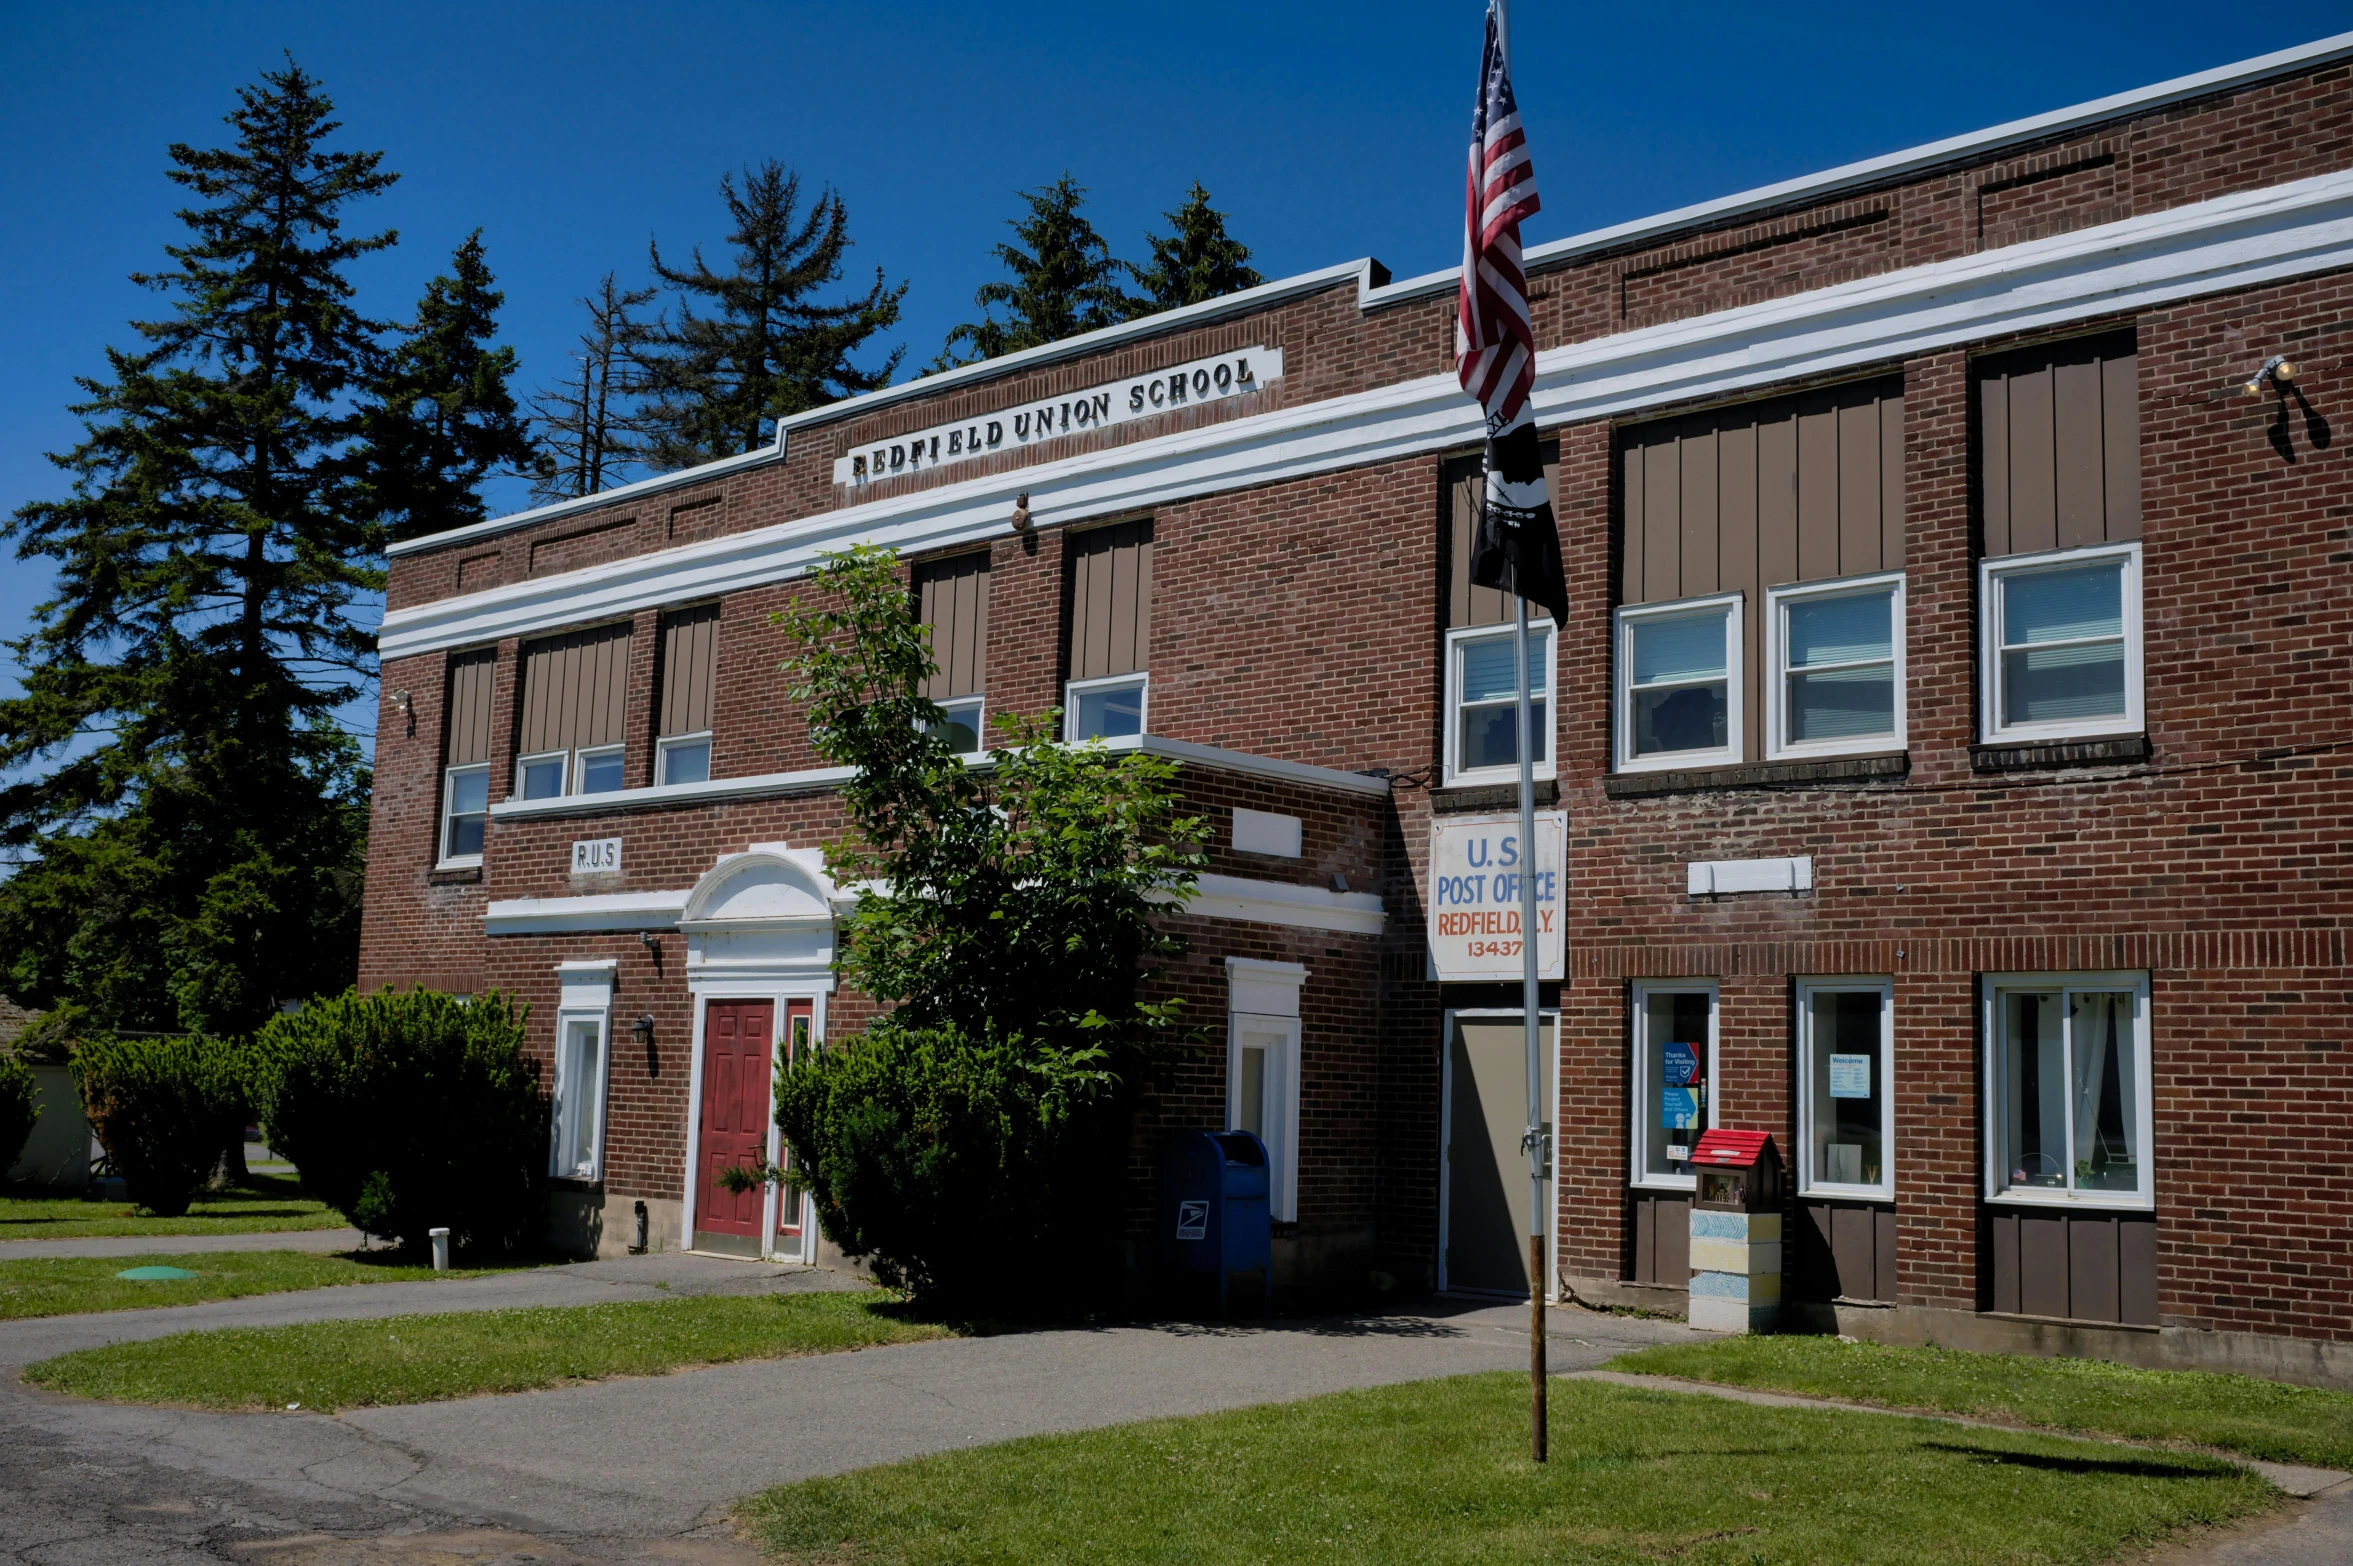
left=0, top=1227, right=367, bottom=1261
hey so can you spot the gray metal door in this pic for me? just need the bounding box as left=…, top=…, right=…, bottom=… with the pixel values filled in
left=1445, top=1016, right=1555, bottom=1296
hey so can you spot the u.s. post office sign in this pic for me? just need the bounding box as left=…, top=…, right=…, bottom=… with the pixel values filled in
left=832, top=346, right=1283, bottom=486
left=1427, top=812, right=1567, bottom=982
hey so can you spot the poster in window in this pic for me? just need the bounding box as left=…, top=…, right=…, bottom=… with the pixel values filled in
left=1661, top=1040, right=1706, bottom=1131
left=1828, top=1053, right=1872, bottom=1099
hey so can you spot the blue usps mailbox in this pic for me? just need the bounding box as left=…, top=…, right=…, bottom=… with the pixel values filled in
left=1161, top=1130, right=1273, bottom=1316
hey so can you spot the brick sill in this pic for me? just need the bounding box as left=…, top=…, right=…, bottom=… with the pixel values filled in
left=426, top=864, right=483, bottom=886
left=1971, top=734, right=2150, bottom=773
left=1603, top=752, right=1908, bottom=799
left=1431, top=778, right=1560, bottom=814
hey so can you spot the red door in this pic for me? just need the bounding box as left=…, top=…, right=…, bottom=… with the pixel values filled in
left=696, top=1000, right=774, bottom=1241
left=776, top=1000, right=814, bottom=1242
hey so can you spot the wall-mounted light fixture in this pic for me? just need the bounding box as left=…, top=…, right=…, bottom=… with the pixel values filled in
left=390, top=688, right=414, bottom=737
left=2243, top=355, right=2300, bottom=398
left=632, top=1013, right=655, bottom=1048
left=1009, top=491, right=1033, bottom=532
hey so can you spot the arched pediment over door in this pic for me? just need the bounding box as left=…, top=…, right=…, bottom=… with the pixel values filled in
left=679, top=843, right=844, bottom=992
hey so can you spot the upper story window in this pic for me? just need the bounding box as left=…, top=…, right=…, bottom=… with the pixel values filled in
left=1616, top=377, right=1905, bottom=773
left=516, top=622, right=633, bottom=799
left=1063, top=518, right=1151, bottom=742
left=656, top=604, right=719, bottom=785
left=437, top=648, right=496, bottom=868
left=915, top=551, right=991, bottom=754
left=1975, top=332, right=2142, bottom=745
left=1442, top=452, right=1559, bottom=786
left=1984, top=972, right=2151, bottom=1209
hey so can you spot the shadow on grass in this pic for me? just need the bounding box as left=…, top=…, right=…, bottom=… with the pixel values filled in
left=1923, top=1440, right=2224, bottom=1480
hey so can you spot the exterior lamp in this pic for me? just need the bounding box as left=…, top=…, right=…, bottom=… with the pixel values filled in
left=632, top=1013, right=655, bottom=1048
left=2243, top=356, right=2299, bottom=397
left=390, top=688, right=414, bottom=737
left=1009, top=491, right=1033, bottom=532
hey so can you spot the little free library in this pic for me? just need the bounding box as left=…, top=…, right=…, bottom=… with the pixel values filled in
left=363, top=34, right=2353, bottom=1384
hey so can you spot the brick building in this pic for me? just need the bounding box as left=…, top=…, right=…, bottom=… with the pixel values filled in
left=363, top=35, right=2353, bottom=1383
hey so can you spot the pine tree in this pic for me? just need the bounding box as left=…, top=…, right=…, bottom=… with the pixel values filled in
left=1129, top=181, right=1263, bottom=314
left=354, top=230, right=534, bottom=543
left=528, top=273, right=657, bottom=505
left=0, top=60, right=386, bottom=1036
left=938, top=175, right=1141, bottom=369
left=635, top=162, right=906, bottom=469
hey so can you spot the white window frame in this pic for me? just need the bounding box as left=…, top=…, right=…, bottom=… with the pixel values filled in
left=657, top=731, right=713, bottom=786
left=931, top=696, right=986, bottom=756
left=437, top=762, right=489, bottom=869
left=516, top=749, right=568, bottom=800
left=1795, top=977, right=1896, bottom=1201
left=1225, top=957, right=1305, bottom=1223
left=1615, top=592, right=1745, bottom=774
left=1629, top=979, right=1719, bottom=1191
left=573, top=743, right=627, bottom=796
left=1983, top=971, right=2154, bottom=1211
left=1765, top=572, right=1907, bottom=762
left=1063, top=671, right=1149, bottom=742
left=1978, top=541, right=2143, bottom=745
left=550, top=961, right=615, bottom=1182
left=1442, top=619, right=1558, bottom=788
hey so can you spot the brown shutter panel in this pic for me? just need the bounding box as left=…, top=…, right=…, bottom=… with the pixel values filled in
left=517, top=622, right=633, bottom=753
left=914, top=553, right=991, bottom=699
left=1976, top=330, right=2138, bottom=559
left=1065, top=519, right=1153, bottom=679
left=657, top=605, right=720, bottom=737
left=443, top=650, right=496, bottom=766
left=1445, top=444, right=1562, bottom=629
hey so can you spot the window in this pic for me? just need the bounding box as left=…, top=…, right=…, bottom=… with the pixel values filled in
left=916, top=553, right=990, bottom=755
left=1443, top=621, right=1555, bottom=786
left=1065, top=673, right=1147, bottom=741
left=1766, top=573, right=1904, bottom=759
left=1797, top=980, right=1894, bottom=1199
left=1227, top=957, right=1305, bottom=1223
left=1985, top=973, right=2151, bottom=1207
left=1630, top=981, right=1716, bottom=1188
left=657, top=604, right=720, bottom=786
left=1980, top=543, right=2141, bottom=743
left=437, top=648, right=495, bottom=867
left=550, top=961, right=615, bottom=1182
left=1616, top=595, right=1742, bottom=772
left=1064, top=519, right=1150, bottom=741
left=517, top=622, right=632, bottom=802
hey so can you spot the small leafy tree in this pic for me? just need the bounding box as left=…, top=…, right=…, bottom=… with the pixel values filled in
left=769, top=545, right=1201, bottom=1312
left=257, top=988, right=545, bottom=1255
left=71, top=1034, right=246, bottom=1216
left=0, top=1049, right=37, bottom=1178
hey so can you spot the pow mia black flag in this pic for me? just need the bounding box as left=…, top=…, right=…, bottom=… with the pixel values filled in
left=1469, top=405, right=1567, bottom=625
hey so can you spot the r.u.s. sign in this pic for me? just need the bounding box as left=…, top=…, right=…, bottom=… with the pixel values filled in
left=1427, top=812, right=1567, bottom=982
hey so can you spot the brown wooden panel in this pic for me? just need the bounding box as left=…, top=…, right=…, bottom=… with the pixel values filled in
left=517, top=623, right=632, bottom=755
left=2119, top=1214, right=2159, bottom=1326
left=1875, top=1204, right=1899, bottom=1304
left=1633, top=1191, right=1658, bottom=1283
left=1619, top=443, right=1646, bottom=607
left=1757, top=408, right=1799, bottom=589
left=1831, top=1203, right=1873, bottom=1300
left=444, top=650, right=496, bottom=766
left=1880, top=393, right=1906, bottom=569
left=1067, top=518, right=1151, bottom=679
left=2103, top=351, right=2142, bottom=541
left=1796, top=392, right=1842, bottom=583
left=2006, top=366, right=2058, bottom=555
left=2018, top=1211, right=2069, bottom=1319
left=2052, top=355, right=2107, bottom=550
left=1642, top=437, right=1682, bottom=604
left=1981, top=370, right=2013, bottom=558
left=915, top=553, right=990, bottom=699
left=657, top=605, right=719, bottom=736
left=1452, top=458, right=1513, bottom=627
left=1656, top=1195, right=1689, bottom=1283
left=1679, top=430, right=1719, bottom=596
left=1799, top=1200, right=1836, bottom=1299
left=1991, top=1209, right=2021, bottom=1314
left=1837, top=395, right=1883, bottom=575
left=2070, top=1213, right=2121, bottom=1324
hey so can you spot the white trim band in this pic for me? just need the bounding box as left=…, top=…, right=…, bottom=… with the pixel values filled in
left=487, top=892, right=690, bottom=934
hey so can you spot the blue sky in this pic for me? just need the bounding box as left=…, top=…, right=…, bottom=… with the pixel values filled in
left=3, top=1, right=2347, bottom=758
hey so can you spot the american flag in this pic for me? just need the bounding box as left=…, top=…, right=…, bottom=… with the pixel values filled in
left=1457, top=0, right=1567, bottom=625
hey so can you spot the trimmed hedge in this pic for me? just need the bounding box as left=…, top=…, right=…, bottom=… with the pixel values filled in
left=71, top=1035, right=245, bottom=1216
left=257, top=988, right=546, bottom=1256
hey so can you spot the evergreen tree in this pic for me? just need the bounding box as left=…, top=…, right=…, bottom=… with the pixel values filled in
left=353, top=230, right=534, bottom=543
left=0, top=60, right=385, bottom=1036
left=1128, top=181, right=1262, bottom=313
left=635, top=162, right=905, bottom=469
left=938, top=174, right=1140, bottom=369
left=528, top=273, right=656, bottom=505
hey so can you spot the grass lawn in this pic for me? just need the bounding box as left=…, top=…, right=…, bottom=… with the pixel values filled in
left=1607, top=1335, right=2353, bottom=1471
left=0, top=1171, right=341, bottom=1240
left=738, top=1372, right=2273, bottom=1566
left=0, top=1248, right=527, bottom=1320
left=25, top=1288, right=950, bottom=1411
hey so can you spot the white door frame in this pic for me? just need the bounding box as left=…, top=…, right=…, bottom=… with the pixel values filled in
left=1437, top=1006, right=1562, bottom=1301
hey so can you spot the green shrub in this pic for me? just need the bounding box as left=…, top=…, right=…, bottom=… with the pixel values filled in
left=0, top=1050, right=38, bottom=1176
left=774, top=1018, right=1128, bottom=1315
left=256, top=988, right=545, bottom=1255
left=71, top=1035, right=245, bottom=1216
